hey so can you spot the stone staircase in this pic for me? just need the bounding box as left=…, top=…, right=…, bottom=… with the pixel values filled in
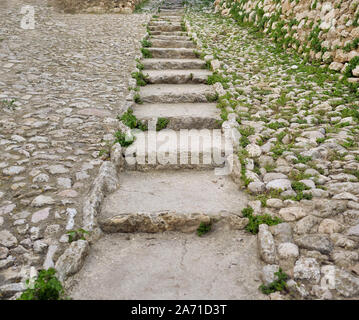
left=101, top=0, right=238, bottom=229
left=128, top=1, right=226, bottom=168
left=69, top=0, right=266, bottom=300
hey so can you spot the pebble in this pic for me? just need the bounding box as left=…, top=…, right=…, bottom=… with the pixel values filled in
left=31, top=207, right=51, bottom=223
left=31, top=195, right=55, bottom=207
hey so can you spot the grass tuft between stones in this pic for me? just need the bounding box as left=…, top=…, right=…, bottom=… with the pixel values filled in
left=141, top=47, right=152, bottom=58
left=242, top=206, right=282, bottom=235
left=119, top=109, right=148, bottom=131
left=197, top=221, right=212, bottom=236
left=156, top=117, right=169, bottom=131
left=67, top=228, right=89, bottom=243
left=114, top=129, right=135, bottom=147
left=259, top=268, right=289, bottom=295
left=18, top=268, right=66, bottom=300
left=131, top=71, right=149, bottom=86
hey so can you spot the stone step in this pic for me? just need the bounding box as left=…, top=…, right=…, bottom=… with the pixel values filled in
left=151, top=39, right=195, bottom=48
left=122, top=129, right=230, bottom=170
left=153, top=17, right=182, bottom=22
left=148, top=22, right=181, bottom=28
left=144, top=69, right=211, bottom=84
left=148, top=47, right=196, bottom=59
left=133, top=103, right=221, bottom=130
left=149, top=24, right=182, bottom=32
left=150, top=20, right=182, bottom=25
left=159, top=9, right=184, bottom=14
left=139, top=84, right=216, bottom=103
left=158, top=12, right=184, bottom=17
left=160, top=5, right=184, bottom=8
left=151, top=35, right=190, bottom=41
left=150, top=31, right=187, bottom=36
left=142, top=58, right=206, bottom=70
left=98, top=170, right=248, bottom=234
left=164, top=4, right=183, bottom=7
left=69, top=228, right=266, bottom=300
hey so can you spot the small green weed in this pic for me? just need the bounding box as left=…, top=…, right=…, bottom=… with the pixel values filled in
left=242, top=207, right=282, bottom=234
left=114, top=130, right=135, bottom=147
left=293, top=154, right=312, bottom=164
left=141, top=48, right=152, bottom=58
left=197, top=222, right=212, bottom=236
left=67, top=228, right=89, bottom=243
left=18, top=268, right=65, bottom=300
left=267, top=121, right=287, bottom=130
left=259, top=268, right=289, bottom=295
left=131, top=71, right=149, bottom=86
left=141, top=38, right=152, bottom=48
left=207, top=73, right=230, bottom=89
left=156, top=117, right=169, bottom=131
left=134, top=93, right=143, bottom=104
left=136, top=61, right=144, bottom=71
left=119, top=109, right=147, bottom=131
left=291, top=181, right=310, bottom=192
left=341, top=138, right=356, bottom=149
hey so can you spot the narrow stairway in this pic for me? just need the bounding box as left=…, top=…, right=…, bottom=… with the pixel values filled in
left=69, top=0, right=267, bottom=300
left=135, top=8, right=220, bottom=130
left=128, top=1, right=224, bottom=166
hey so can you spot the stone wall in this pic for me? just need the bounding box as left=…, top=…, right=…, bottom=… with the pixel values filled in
left=214, top=0, right=359, bottom=80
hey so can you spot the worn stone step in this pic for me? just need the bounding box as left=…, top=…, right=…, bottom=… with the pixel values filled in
left=69, top=229, right=266, bottom=299
left=98, top=170, right=249, bottom=234
left=148, top=22, right=181, bottom=28
left=159, top=9, right=184, bottom=14
left=160, top=5, right=184, bottom=8
left=150, top=20, right=182, bottom=25
left=158, top=12, right=184, bottom=17
left=149, top=24, right=182, bottom=32
left=154, top=18, right=183, bottom=23
left=150, top=31, right=187, bottom=36
left=153, top=17, right=182, bottom=22
left=144, top=69, right=211, bottom=84
left=139, top=84, right=216, bottom=103
left=160, top=7, right=184, bottom=10
left=142, top=58, right=206, bottom=70
left=133, top=103, right=221, bottom=130
left=151, top=35, right=190, bottom=41
left=151, top=39, right=194, bottom=48
left=122, top=130, right=230, bottom=171
left=148, top=47, right=196, bottom=59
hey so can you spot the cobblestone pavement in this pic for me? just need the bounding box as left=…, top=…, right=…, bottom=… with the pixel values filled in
left=2, top=0, right=359, bottom=300
left=0, top=0, right=150, bottom=298
left=185, top=0, right=359, bottom=299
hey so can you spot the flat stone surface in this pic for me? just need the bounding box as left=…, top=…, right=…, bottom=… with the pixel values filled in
left=69, top=229, right=267, bottom=300
left=139, top=84, right=215, bottom=103
left=133, top=102, right=220, bottom=120
left=142, top=58, right=206, bottom=70
left=124, top=129, right=229, bottom=167
left=151, top=35, right=190, bottom=41
left=101, top=170, right=248, bottom=219
left=144, top=69, right=211, bottom=83
left=150, top=39, right=195, bottom=48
